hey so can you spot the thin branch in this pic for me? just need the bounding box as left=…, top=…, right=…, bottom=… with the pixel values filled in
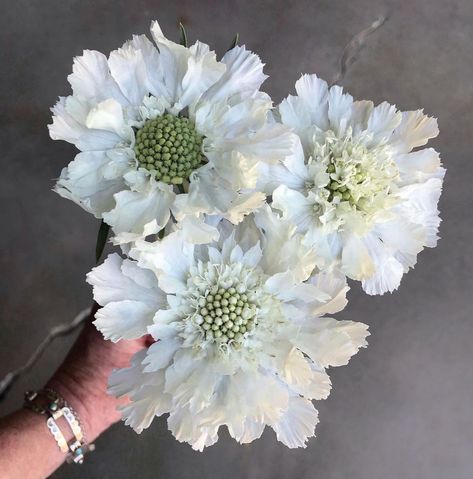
left=330, top=14, right=390, bottom=87
left=0, top=308, right=91, bottom=401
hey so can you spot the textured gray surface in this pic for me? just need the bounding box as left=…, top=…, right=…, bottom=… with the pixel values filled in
left=1, top=1, right=472, bottom=478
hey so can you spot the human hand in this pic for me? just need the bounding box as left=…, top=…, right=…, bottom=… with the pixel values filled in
left=47, top=305, right=153, bottom=441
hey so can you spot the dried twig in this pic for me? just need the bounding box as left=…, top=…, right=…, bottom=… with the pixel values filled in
left=330, top=15, right=390, bottom=86
left=0, top=308, right=90, bottom=400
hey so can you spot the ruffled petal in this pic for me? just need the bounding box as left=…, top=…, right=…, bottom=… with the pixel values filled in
left=396, top=177, right=444, bottom=247
left=307, top=269, right=349, bottom=316
left=119, top=369, right=172, bottom=433
left=85, top=98, right=133, bottom=140
left=108, top=43, right=149, bottom=106
left=168, top=406, right=219, bottom=451
left=340, top=234, right=375, bottom=280
left=54, top=150, right=127, bottom=217
left=108, top=350, right=148, bottom=398
left=143, top=339, right=181, bottom=372
left=49, top=96, right=88, bottom=145
left=130, top=231, right=194, bottom=293
left=94, top=300, right=156, bottom=342
left=272, top=184, right=315, bottom=233
left=150, top=21, right=224, bottom=113
left=366, top=101, right=402, bottom=145
left=293, top=74, right=329, bottom=131
left=257, top=139, right=308, bottom=194
left=254, top=205, right=317, bottom=281
left=67, top=49, right=129, bottom=105
left=271, top=397, right=319, bottom=449
left=86, top=253, right=162, bottom=306
left=360, top=233, right=405, bottom=295
left=203, top=45, right=267, bottom=102
left=390, top=110, right=439, bottom=154
left=295, top=317, right=369, bottom=368
left=279, top=349, right=332, bottom=400
left=103, top=172, right=174, bottom=243
left=327, top=85, right=354, bottom=135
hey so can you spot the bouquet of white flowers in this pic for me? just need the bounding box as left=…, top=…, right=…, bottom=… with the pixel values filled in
left=49, top=21, right=444, bottom=450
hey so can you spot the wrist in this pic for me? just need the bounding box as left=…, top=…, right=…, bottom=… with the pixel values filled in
left=47, top=369, right=114, bottom=441
left=46, top=323, right=124, bottom=440
left=44, top=317, right=147, bottom=442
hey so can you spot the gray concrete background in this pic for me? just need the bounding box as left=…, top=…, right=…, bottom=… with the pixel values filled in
left=1, top=0, right=472, bottom=478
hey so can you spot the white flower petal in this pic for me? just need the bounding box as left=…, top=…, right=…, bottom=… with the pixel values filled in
left=68, top=49, right=129, bottom=105
left=49, top=96, right=88, bottom=145
left=120, top=370, right=171, bottom=433
left=130, top=232, right=194, bottom=292
left=179, top=41, right=226, bottom=110
left=150, top=21, right=224, bottom=112
left=203, top=45, right=267, bottom=102
left=340, top=234, right=375, bottom=280
left=308, top=269, right=349, bottom=316
left=328, top=85, right=354, bottom=135
left=265, top=135, right=308, bottom=185
left=108, top=350, right=147, bottom=398
left=294, top=74, right=329, bottom=130
left=54, top=150, right=127, bottom=217
left=366, top=101, right=402, bottom=144
left=360, top=233, right=405, bottom=295
left=85, top=98, right=132, bottom=140
left=397, top=177, right=444, bottom=247
left=103, top=178, right=174, bottom=241
left=108, top=43, right=149, bottom=106
left=396, top=148, right=442, bottom=183
left=390, top=110, right=439, bottom=153
left=278, top=94, right=312, bottom=135
left=143, top=339, right=181, bottom=372
left=254, top=205, right=317, bottom=281
left=296, top=317, right=369, bottom=367
left=225, top=191, right=267, bottom=224
left=272, top=397, right=319, bottom=449
left=279, top=349, right=332, bottom=400
left=94, top=300, right=155, bottom=342
left=168, top=407, right=219, bottom=451
left=177, top=215, right=220, bottom=244
left=272, top=184, right=314, bottom=232
left=87, top=253, right=161, bottom=307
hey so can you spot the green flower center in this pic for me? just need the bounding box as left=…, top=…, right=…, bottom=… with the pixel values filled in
left=134, top=113, right=205, bottom=185
left=313, top=130, right=399, bottom=211
left=195, top=285, right=257, bottom=345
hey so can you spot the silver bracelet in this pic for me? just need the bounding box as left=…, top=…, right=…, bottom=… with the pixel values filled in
left=24, top=388, right=95, bottom=464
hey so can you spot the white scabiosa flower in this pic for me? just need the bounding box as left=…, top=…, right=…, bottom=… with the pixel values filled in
left=49, top=21, right=293, bottom=244
left=87, top=207, right=369, bottom=450
left=263, top=74, right=445, bottom=295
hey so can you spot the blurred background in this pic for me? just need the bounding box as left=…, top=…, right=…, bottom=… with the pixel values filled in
left=1, top=1, right=472, bottom=478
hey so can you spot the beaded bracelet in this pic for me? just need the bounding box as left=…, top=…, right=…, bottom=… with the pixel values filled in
left=24, top=388, right=95, bottom=464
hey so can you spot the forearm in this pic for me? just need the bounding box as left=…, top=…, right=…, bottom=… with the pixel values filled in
left=0, top=320, right=136, bottom=479
left=0, top=409, right=67, bottom=479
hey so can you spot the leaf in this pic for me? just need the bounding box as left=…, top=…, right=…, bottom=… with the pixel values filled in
left=179, top=22, right=188, bottom=47
left=228, top=33, right=239, bottom=51
left=95, top=220, right=110, bottom=264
